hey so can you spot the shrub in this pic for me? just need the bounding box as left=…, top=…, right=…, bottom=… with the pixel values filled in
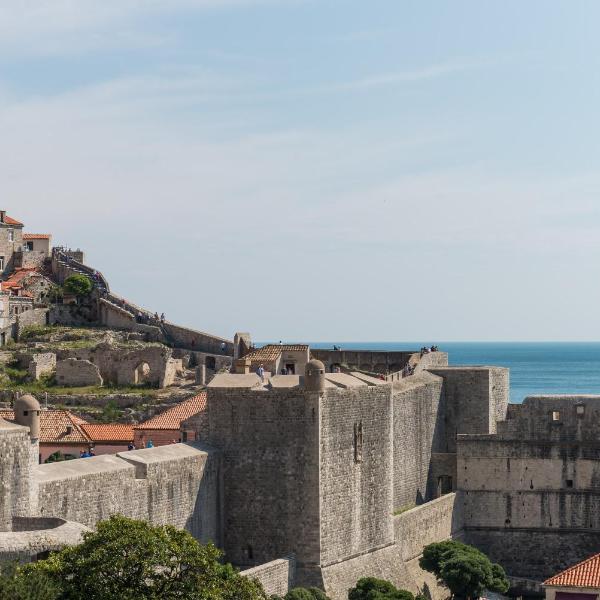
left=0, top=561, right=59, bottom=600
left=348, top=577, right=414, bottom=600
left=63, top=274, right=92, bottom=297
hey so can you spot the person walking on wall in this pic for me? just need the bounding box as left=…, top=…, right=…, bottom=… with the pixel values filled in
left=257, top=364, right=265, bottom=382
left=146, top=439, right=154, bottom=449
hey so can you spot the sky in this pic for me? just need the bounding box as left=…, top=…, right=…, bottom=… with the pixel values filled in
left=2, top=1, right=600, bottom=342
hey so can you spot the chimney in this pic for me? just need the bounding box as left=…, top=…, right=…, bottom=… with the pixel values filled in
left=0, top=211, right=5, bottom=223
left=66, top=425, right=73, bottom=435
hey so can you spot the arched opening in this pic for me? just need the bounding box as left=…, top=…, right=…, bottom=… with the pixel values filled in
left=205, top=356, right=216, bottom=370
left=134, top=362, right=151, bottom=385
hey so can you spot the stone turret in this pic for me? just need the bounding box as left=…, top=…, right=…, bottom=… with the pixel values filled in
left=14, top=394, right=40, bottom=440
left=304, top=359, right=325, bottom=392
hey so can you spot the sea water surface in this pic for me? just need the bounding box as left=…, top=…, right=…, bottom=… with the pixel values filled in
left=308, top=342, right=600, bottom=404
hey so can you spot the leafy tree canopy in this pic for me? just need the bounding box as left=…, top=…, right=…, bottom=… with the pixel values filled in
left=283, top=588, right=330, bottom=600
left=348, top=577, right=415, bottom=600
left=419, top=541, right=509, bottom=599
left=24, top=515, right=268, bottom=600
left=63, top=274, right=92, bottom=297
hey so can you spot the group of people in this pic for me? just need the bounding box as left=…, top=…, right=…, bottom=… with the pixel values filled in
left=420, top=345, right=439, bottom=357
left=135, top=311, right=166, bottom=325
left=401, top=363, right=416, bottom=378
left=79, top=448, right=96, bottom=458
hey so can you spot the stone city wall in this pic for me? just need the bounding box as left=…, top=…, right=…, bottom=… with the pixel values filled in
left=392, top=372, right=445, bottom=509
left=241, top=556, right=296, bottom=597
left=205, top=386, right=320, bottom=570
left=35, top=443, right=221, bottom=545
left=311, top=349, right=414, bottom=375
left=319, top=385, right=394, bottom=567
left=321, top=494, right=463, bottom=600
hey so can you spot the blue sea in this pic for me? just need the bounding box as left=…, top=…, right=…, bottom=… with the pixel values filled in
left=308, top=342, right=600, bottom=404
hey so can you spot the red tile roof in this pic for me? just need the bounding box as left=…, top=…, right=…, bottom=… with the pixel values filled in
left=544, top=553, right=600, bottom=588
left=0, top=410, right=90, bottom=444
left=23, top=233, right=51, bottom=240
left=135, top=393, right=206, bottom=431
left=80, top=423, right=134, bottom=443
left=1, top=268, right=39, bottom=291
left=4, top=216, right=23, bottom=226
left=243, top=344, right=309, bottom=362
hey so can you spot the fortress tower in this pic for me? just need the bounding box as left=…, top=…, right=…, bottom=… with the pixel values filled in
left=205, top=363, right=394, bottom=587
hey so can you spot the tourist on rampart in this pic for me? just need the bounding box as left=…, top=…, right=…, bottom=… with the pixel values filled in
left=146, top=439, right=154, bottom=449
left=127, top=442, right=135, bottom=451
left=160, top=313, right=166, bottom=323
left=257, top=364, right=265, bottom=382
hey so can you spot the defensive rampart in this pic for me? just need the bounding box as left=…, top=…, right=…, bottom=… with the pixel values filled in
left=35, top=443, right=221, bottom=545
left=458, top=396, right=600, bottom=588
left=241, top=556, right=297, bottom=597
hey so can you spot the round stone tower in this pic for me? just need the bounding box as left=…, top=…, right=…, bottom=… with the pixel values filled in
left=304, top=359, right=326, bottom=392
left=14, top=394, right=40, bottom=440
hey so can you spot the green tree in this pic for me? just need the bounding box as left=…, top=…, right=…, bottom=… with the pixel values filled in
left=419, top=541, right=509, bottom=599
left=25, top=515, right=269, bottom=600
left=63, top=274, right=92, bottom=297
left=100, top=399, right=121, bottom=423
left=0, top=561, right=59, bottom=600
left=348, top=577, right=414, bottom=600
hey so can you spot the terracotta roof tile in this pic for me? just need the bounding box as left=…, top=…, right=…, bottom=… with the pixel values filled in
left=80, top=423, right=134, bottom=443
left=135, top=393, right=206, bottom=431
left=544, top=553, right=600, bottom=588
left=244, top=344, right=309, bottom=362
left=4, top=216, right=23, bottom=226
left=0, top=410, right=90, bottom=444
left=23, top=233, right=51, bottom=240
left=2, top=268, right=39, bottom=291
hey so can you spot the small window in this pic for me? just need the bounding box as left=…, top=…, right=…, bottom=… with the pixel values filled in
left=23, top=410, right=28, bottom=416
left=577, top=404, right=585, bottom=417
left=566, top=479, right=574, bottom=488
left=246, top=545, right=253, bottom=560
left=552, top=411, right=560, bottom=422
left=0, top=256, right=4, bottom=271
left=354, top=421, right=363, bottom=463
left=7, top=230, right=13, bottom=242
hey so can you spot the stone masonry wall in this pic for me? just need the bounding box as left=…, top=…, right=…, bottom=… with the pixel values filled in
left=35, top=443, right=220, bottom=545
left=56, top=358, right=103, bottom=386
left=204, top=387, right=320, bottom=571
left=320, top=493, right=464, bottom=600
left=392, top=372, right=445, bottom=509
left=0, top=422, right=33, bottom=532
left=241, top=557, right=296, bottom=597
left=28, top=353, right=56, bottom=381
left=458, top=397, right=600, bottom=583
left=319, top=385, right=394, bottom=567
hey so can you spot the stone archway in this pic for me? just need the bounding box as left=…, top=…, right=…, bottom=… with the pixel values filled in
left=134, top=362, right=151, bottom=385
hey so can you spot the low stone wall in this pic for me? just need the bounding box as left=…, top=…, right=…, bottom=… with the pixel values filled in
left=15, top=308, right=49, bottom=332
left=56, top=358, right=103, bottom=386
left=28, top=353, right=56, bottom=381
left=320, top=494, right=463, bottom=600
left=35, top=443, right=221, bottom=545
left=241, top=556, right=296, bottom=597
left=0, top=518, right=90, bottom=561
left=162, top=321, right=233, bottom=355
left=394, top=493, right=463, bottom=561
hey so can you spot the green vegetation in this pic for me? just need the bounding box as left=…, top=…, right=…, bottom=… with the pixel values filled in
left=0, top=561, right=59, bottom=600
left=348, top=577, right=416, bottom=600
left=392, top=503, right=415, bottom=516
left=100, top=399, right=122, bottom=422
left=63, top=274, right=93, bottom=297
left=420, top=540, right=509, bottom=599
left=18, top=515, right=270, bottom=600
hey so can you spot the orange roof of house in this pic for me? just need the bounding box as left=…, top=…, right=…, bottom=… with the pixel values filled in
left=4, top=216, right=23, bottom=226
left=135, top=393, right=207, bottom=431
left=0, top=410, right=90, bottom=444
left=23, top=233, right=51, bottom=240
left=243, top=344, right=309, bottom=362
left=544, top=553, right=600, bottom=588
left=1, top=268, right=39, bottom=291
left=80, top=423, right=134, bottom=443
